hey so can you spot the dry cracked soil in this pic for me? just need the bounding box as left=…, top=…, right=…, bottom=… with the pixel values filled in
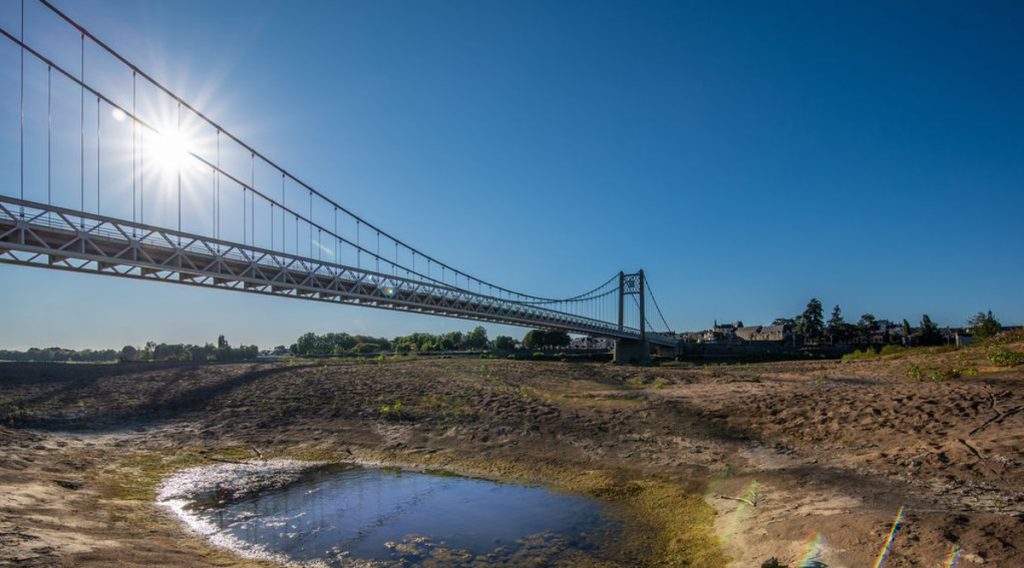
left=1, top=347, right=1023, bottom=567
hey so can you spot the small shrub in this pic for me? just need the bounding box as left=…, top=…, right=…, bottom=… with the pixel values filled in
left=378, top=401, right=403, bottom=419
left=842, top=348, right=878, bottom=361
left=879, top=344, right=906, bottom=357
left=951, top=352, right=979, bottom=377
left=988, top=347, right=1024, bottom=367
left=907, top=363, right=962, bottom=382
left=761, top=558, right=788, bottom=568
left=906, top=364, right=923, bottom=381
left=506, top=354, right=516, bottom=360
left=532, top=351, right=545, bottom=360
left=626, top=376, right=646, bottom=387
left=929, top=367, right=959, bottom=381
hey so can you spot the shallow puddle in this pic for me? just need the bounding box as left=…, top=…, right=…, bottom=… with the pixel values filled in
left=160, top=461, right=618, bottom=567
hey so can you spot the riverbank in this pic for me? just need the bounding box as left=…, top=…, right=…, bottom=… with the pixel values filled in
left=1, top=351, right=1022, bottom=566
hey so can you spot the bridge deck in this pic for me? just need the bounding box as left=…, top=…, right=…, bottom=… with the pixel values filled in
left=0, top=197, right=677, bottom=348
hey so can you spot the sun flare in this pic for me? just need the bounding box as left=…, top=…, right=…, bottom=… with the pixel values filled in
left=147, top=129, right=194, bottom=173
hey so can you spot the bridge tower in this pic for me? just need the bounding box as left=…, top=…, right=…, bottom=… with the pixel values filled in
left=614, top=270, right=650, bottom=364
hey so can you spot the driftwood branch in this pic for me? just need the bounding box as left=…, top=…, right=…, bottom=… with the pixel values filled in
left=969, top=405, right=1024, bottom=437
left=714, top=494, right=757, bottom=507
left=957, top=438, right=1004, bottom=480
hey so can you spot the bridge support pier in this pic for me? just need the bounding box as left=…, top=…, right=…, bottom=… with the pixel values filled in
left=613, top=338, right=650, bottom=365
left=655, top=344, right=679, bottom=358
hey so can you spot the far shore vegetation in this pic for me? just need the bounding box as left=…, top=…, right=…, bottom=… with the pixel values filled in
left=0, top=306, right=1016, bottom=364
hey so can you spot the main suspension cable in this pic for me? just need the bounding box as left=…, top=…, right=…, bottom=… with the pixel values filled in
left=643, top=275, right=673, bottom=333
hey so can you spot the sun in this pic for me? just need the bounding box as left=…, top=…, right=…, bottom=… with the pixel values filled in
left=148, top=129, right=193, bottom=173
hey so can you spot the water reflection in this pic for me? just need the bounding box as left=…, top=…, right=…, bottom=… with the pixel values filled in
left=185, top=465, right=616, bottom=566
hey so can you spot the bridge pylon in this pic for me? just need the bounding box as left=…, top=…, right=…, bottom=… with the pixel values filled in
left=614, top=270, right=650, bottom=364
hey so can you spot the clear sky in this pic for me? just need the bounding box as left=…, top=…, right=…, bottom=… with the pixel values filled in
left=0, top=0, right=1022, bottom=350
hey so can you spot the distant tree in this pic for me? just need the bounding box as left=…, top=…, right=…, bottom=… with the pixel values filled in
left=545, top=329, right=571, bottom=349
left=522, top=330, right=546, bottom=350
left=522, top=329, right=569, bottom=350
left=492, top=336, right=516, bottom=350
left=858, top=314, right=877, bottom=332
left=967, top=310, right=1002, bottom=339
left=393, top=342, right=412, bottom=353
left=827, top=305, right=844, bottom=329
left=440, top=331, right=464, bottom=351
left=466, top=326, right=489, bottom=350
left=119, top=345, right=138, bottom=362
left=189, top=344, right=208, bottom=362
left=915, top=314, right=943, bottom=346
left=853, top=314, right=877, bottom=345
left=218, top=335, right=229, bottom=350
left=902, top=319, right=912, bottom=346
left=826, top=305, right=847, bottom=344
left=153, top=343, right=186, bottom=361
left=772, top=317, right=796, bottom=327
left=798, top=298, right=824, bottom=340
left=332, top=344, right=350, bottom=356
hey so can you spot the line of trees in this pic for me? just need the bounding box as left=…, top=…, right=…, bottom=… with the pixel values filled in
left=2, top=327, right=582, bottom=363
left=776, top=298, right=1005, bottom=346
left=290, top=327, right=574, bottom=356
left=392, top=326, right=491, bottom=353
left=0, top=336, right=259, bottom=363
left=292, top=332, right=393, bottom=356
left=0, top=347, right=120, bottom=362
left=292, top=326, right=520, bottom=356
left=119, top=336, right=259, bottom=362
left=522, top=329, right=571, bottom=350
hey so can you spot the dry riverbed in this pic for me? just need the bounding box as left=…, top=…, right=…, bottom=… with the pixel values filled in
left=1, top=351, right=1023, bottom=567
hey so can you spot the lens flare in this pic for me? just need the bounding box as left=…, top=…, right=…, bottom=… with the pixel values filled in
left=149, top=130, right=192, bottom=172
left=872, top=505, right=905, bottom=568
left=110, top=107, right=127, bottom=122
left=797, top=533, right=826, bottom=567
left=943, top=543, right=961, bottom=568
left=713, top=480, right=760, bottom=546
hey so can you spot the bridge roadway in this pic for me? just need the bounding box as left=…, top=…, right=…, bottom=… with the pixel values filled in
left=0, top=196, right=678, bottom=349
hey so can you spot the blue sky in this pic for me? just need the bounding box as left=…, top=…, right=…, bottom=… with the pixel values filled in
left=0, top=0, right=1022, bottom=349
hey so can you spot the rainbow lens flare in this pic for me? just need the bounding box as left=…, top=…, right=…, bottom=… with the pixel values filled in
left=713, top=480, right=760, bottom=547
left=872, top=505, right=906, bottom=568
left=796, top=533, right=826, bottom=567
left=943, top=543, right=961, bottom=568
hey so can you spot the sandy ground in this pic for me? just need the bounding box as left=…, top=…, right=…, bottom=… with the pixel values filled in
left=1, top=348, right=1022, bottom=567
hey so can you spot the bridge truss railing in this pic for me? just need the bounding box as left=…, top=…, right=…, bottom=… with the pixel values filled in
left=0, top=195, right=678, bottom=343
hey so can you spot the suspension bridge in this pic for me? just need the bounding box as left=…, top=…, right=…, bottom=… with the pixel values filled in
left=0, top=0, right=678, bottom=363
